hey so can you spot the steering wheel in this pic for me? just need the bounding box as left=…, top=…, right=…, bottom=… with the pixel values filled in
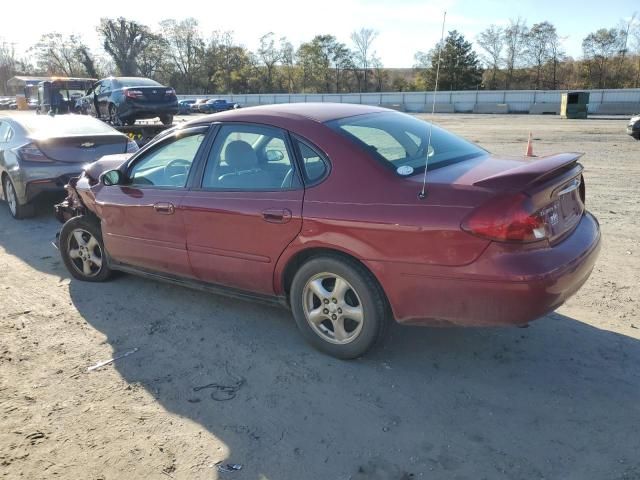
left=164, top=159, right=191, bottom=182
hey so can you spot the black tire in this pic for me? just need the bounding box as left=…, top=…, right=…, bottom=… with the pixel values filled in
left=108, top=104, right=122, bottom=126
left=160, top=114, right=174, bottom=126
left=124, top=118, right=136, bottom=126
left=290, top=255, right=389, bottom=359
left=59, top=216, right=113, bottom=282
left=3, top=175, right=35, bottom=219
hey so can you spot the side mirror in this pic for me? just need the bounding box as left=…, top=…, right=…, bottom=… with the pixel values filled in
left=265, top=149, right=284, bottom=162
left=101, top=169, right=125, bottom=186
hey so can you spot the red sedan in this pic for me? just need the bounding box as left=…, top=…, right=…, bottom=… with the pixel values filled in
left=55, top=104, right=601, bottom=358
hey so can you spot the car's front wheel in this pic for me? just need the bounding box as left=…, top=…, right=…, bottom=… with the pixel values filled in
left=290, top=255, right=389, bottom=359
left=160, top=114, right=174, bottom=126
left=59, top=216, right=113, bottom=282
left=108, top=104, right=122, bottom=126
left=3, top=176, right=35, bottom=219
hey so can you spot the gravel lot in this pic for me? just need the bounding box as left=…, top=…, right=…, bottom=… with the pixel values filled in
left=1, top=113, right=639, bottom=480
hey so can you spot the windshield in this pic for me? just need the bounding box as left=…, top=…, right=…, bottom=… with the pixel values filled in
left=326, top=112, right=486, bottom=174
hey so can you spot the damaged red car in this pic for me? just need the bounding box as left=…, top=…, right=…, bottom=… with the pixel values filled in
left=55, top=104, right=601, bottom=359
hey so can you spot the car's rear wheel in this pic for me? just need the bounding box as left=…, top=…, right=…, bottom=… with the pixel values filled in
left=290, top=255, right=388, bottom=359
left=160, top=114, right=173, bottom=126
left=59, top=216, right=113, bottom=282
left=3, top=176, right=35, bottom=219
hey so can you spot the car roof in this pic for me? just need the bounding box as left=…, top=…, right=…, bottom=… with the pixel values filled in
left=187, top=102, right=388, bottom=125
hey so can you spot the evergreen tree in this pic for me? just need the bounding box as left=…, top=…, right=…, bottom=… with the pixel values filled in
left=426, top=30, right=483, bottom=90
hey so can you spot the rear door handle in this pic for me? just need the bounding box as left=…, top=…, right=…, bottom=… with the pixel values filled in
left=153, top=202, right=175, bottom=215
left=262, top=208, right=292, bottom=224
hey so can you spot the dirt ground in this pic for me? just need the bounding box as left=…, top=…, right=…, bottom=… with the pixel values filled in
left=1, top=113, right=639, bottom=480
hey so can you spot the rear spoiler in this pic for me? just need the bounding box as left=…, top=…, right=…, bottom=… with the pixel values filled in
left=473, top=153, right=584, bottom=190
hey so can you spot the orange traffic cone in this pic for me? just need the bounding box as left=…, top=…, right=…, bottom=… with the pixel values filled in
left=525, top=132, right=535, bottom=157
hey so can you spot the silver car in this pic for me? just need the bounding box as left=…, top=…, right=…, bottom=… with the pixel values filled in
left=0, top=114, right=138, bottom=219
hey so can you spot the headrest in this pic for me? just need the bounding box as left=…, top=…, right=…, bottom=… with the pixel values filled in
left=224, top=140, right=258, bottom=171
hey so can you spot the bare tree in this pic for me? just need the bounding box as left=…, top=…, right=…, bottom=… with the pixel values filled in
left=0, top=40, right=18, bottom=95
left=526, top=21, right=558, bottom=89
left=632, top=15, right=640, bottom=87
left=160, top=18, right=204, bottom=92
left=477, top=25, right=504, bottom=89
left=258, top=32, right=280, bottom=92
left=547, top=30, right=566, bottom=89
left=503, top=17, right=528, bottom=89
left=99, top=17, right=153, bottom=75
left=279, top=38, right=296, bottom=93
left=582, top=28, right=622, bottom=88
left=137, top=34, right=167, bottom=79
left=31, top=33, right=89, bottom=77
left=350, top=28, right=378, bottom=92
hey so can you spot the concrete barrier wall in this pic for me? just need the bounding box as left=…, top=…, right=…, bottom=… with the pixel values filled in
left=179, top=89, right=640, bottom=115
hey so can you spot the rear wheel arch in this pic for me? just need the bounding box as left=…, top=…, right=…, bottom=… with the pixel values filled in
left=280, top=247, right=390, bottom=309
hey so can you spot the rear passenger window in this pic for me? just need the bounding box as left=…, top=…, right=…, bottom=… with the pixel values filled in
left=202, top=124, right=297, bottom=190
left=296, top=140, right=328, bottom=184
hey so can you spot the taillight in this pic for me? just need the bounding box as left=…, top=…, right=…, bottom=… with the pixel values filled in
left=14, top=143, right=52, bottom=163
left=125, top=89, right=144, bottom=99
left=126, top=140, right=139, bottom=153
left=461, top=193, right=548, bottom=243
left=165, top=88, right=176, bottom=96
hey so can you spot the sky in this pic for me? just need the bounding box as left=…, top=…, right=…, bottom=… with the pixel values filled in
left=1, top=0, right=638, bottom=68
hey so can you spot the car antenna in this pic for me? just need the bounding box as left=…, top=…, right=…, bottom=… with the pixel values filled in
left=418, top=10, right=447, bottom=200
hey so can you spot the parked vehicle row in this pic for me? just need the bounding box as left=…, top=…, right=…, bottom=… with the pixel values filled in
left=4, top=103, right=596, bottom=360
left=0, top=97, right=16, bottom=110
left=179, top=98, right=241, bottom=114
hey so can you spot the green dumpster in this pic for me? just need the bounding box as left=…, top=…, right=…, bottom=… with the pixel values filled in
left=560, top=91, right=589, bottom=119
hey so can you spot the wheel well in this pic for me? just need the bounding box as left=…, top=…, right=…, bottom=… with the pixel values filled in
left=1, top=171, right=8, bottom=197
left=281, top=247, right=389, bottom=308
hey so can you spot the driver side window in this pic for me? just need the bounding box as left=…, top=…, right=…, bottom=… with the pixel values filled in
left=129, top=133, right=205, bottom=188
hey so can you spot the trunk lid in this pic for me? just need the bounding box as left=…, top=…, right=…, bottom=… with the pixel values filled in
left=36, top=135, right=128, bottom=163
left=422, top=152, right=585, bottom=244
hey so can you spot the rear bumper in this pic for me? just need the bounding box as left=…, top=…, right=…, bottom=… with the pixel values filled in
left=371, top=212, right=601, bottom=327
left=10, top=166, right=82, bottom=204
left=25, top=174, right=79, bottom=202
left=119, top=100, right=179, bottom=119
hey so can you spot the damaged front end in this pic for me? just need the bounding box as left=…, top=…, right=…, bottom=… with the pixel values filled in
left=54, top=176, right=87, bottom=224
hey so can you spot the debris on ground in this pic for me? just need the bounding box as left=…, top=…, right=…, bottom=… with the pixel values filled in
left=193, top=363, right=245, bottom=401
left=214, top=462, right=242, bottom=473
left=87, top=347, right=139, bottom=372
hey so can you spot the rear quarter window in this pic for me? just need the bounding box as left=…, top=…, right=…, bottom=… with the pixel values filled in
left=327, top=112, right=486, bottom=174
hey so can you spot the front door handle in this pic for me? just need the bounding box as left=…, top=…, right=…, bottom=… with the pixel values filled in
left=153, top=202, right=175, bottom=215
left=262, top=208, right=292, bottom=224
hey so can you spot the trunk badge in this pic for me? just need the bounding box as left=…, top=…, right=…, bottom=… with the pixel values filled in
left=80, top=142, right=96, bottom=148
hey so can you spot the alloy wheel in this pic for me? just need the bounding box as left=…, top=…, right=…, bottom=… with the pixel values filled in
left=5, top=178, right=17, bottom=216
left=67, top=228, right=103, bottom=277
left=109, top=105, right=122, bottom=126
left=302, top=272, right=364, bottom=344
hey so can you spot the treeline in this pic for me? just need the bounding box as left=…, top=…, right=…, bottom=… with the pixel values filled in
left=1, top=14, right=639, bottom=96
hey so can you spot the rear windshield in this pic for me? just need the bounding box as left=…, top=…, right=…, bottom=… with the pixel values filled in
left=19, top=116, right=119, bottom=137
left=113, top=78, right=162, bottom=88
left=326, top=112, right=486, bottom=174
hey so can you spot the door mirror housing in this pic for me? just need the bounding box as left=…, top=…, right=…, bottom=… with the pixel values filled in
left=265, top=149, right=284, bottom=162
left=101, top=169, right=125, bottom=186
